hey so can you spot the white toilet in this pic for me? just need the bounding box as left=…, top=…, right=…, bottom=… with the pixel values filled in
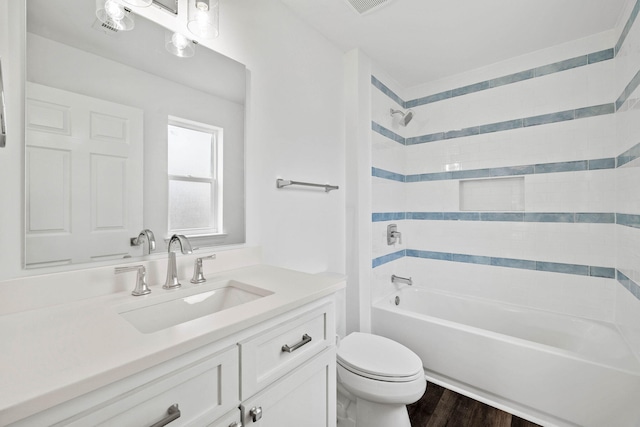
left=336, top=332, right=426, bottom=427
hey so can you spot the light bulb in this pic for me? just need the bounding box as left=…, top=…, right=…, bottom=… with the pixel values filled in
left=195, top=8, right=211, bottom=25
left=196, top=0, right=209, bottom=11
left=171, top=33, right=190, bottom=51
left=105, top=0, right=125, bottom=21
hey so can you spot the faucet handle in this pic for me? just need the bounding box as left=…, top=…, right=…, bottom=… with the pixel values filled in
left=191, top=255, right=217, bottom=284
left=115, top=265, right=150, bottom=296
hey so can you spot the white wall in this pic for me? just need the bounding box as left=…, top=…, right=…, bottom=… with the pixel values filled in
left=208, top=0, right=346, bottom=275
left=0, top=0, right=346, bottom=281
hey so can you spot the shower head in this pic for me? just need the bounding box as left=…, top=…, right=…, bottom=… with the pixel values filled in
left=390, top=108, right=414, bottom=126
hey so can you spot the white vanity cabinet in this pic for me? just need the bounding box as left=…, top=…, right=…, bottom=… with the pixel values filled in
left=8, top=295, right=338, bottom=427
left=239, top=302, right=336, bottom=427
left=10, top=344, right=241, bottom=427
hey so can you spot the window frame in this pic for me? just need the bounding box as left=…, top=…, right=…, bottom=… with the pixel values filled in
left=167, top=116, right=224, bottom=238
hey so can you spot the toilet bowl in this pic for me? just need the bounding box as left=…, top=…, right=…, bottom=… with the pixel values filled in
left=336, top=332, right=426, bottom=427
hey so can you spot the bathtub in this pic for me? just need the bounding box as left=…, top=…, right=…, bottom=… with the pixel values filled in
left=372, top=287, right=640, bottom=427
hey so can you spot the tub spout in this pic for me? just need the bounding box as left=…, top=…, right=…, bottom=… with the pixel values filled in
left=391, top=274, right=412, bottom=286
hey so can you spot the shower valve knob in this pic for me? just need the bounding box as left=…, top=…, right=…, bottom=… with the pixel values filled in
left=387, top=224, right=402, bottom=245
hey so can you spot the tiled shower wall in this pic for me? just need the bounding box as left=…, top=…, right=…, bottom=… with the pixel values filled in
left=370, top=0, right=640, bottom=353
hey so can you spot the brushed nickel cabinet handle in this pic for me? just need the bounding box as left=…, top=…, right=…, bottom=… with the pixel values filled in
left=281, top=334, right=312, bottom=353
left=149, top=404, right=181, bottom=427
left=249, top=406, right=263, bottom=422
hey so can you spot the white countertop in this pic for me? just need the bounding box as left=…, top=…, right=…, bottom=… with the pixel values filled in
left=0, top=264, right=345, bottom=425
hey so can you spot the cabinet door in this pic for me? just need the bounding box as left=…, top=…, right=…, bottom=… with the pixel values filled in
left=241, top=347, right=336, bottom=427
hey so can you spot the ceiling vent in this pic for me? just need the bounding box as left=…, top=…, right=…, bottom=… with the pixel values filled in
left=91, top=18, right=120, bottom=35
left=344, top=0, right=393, bottom=15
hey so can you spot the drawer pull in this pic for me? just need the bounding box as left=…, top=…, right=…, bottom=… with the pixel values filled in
left=281, top=334, right=312, bottom=353
left=250, top=406, right=263, bottom=422
left=149, top=404, right=181, bottom=427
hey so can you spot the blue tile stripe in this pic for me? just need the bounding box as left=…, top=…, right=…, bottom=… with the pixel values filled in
left=372, top=250, right=405, bottom=268
left=371, top=75, right=405, bottom=107
left=617, top=270, right=640, bottom=300
left=372, top=121, right=405, bottom=145
left=615, top=68, right=640, bottom=110
left=403, top=158, right=613, bottom=183
left=372, top=212, right=406, bottom=222
left=372, top=211, right=616, bottom=224
left=617, top=213, right=640, bottom=229
left=615, top=0, right=640, bottom=55
left=617, top=141, right=640, bottom=167
left=397, top=50, right=615, bottom=109
left=372, top=167, right=405, bottom=182
left=374, top=249, right=616, bottom=278
left=405, top=104, right=615, bottom=145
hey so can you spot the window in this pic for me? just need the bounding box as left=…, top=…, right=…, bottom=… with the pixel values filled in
left=167, top=117, right=223, bottom=236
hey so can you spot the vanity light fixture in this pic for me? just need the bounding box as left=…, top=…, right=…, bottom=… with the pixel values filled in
left=165, top=31, right=196, bottom=57
left=95, top=0, right=135, bottom=31
left=187, top=0, right=220, bottom=39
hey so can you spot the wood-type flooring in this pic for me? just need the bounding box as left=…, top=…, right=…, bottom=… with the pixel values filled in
left=408, top=382, right=542, bottom=427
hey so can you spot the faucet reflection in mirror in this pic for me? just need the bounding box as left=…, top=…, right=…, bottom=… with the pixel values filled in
left=164, top=234, right=193, bottom=290
left=130, top=229, right=156, bottom=255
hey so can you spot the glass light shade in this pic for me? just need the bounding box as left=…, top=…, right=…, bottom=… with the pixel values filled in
left=121, top=0, right=153, bottom=6
left=165, top=32, right=196, bottom=58
left=96, top=0, right=135, bottom=31
left=187, top=0, right=219, bottom=39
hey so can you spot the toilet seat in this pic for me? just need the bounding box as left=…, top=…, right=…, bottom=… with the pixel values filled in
left=337, top=332, right=423, bottom=382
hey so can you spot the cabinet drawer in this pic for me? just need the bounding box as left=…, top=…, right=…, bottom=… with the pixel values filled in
left=239, top=302, right=334, bottom=399
left=61, top=346, right=239, bottom=427
left=207, top=408, right=242, bottom=427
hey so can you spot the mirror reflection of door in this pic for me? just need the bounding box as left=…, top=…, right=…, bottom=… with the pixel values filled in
left=25, top=83, right=143, bottom=268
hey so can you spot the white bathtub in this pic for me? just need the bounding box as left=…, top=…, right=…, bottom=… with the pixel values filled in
left=372, top=287, right=640, bottom=427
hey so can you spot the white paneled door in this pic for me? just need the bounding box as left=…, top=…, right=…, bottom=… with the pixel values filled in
left=25, top=83, right=143, bottom=267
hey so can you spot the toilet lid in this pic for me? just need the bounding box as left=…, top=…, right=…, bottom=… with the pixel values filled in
left=337, top=333, right=423, bottom=381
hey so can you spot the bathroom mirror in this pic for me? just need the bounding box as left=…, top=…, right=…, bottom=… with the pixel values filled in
left=25, top=0, right=245, bottom=269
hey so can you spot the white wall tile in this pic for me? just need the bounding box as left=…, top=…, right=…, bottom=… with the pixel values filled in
left=404, top=180, right=460, bottom=212
left=404, top=115, right=616, bottom=176
left=371, top=257, right=408, bottom=303
left=406, top=31, right=614, bottom=98
left=402, top=257, right=616, bottom=322
left=371, top=177, right=405, bottom=213
left=403, top=220, right=615, bottom=267
left=371, top=220, right=405, bottom=259
left=615, top=284, right=640, bottom=360
left=372, top=132, right=405, bottom=173
left=525, top=170, right=616, bottom=212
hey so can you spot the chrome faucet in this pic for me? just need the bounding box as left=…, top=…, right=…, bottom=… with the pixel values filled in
left=163, top=234, right=193, bottom=290
left=130, top=229, right=156, bottom=255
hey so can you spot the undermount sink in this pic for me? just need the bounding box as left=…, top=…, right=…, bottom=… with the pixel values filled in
left=118, top=280, right=273, bottom=333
